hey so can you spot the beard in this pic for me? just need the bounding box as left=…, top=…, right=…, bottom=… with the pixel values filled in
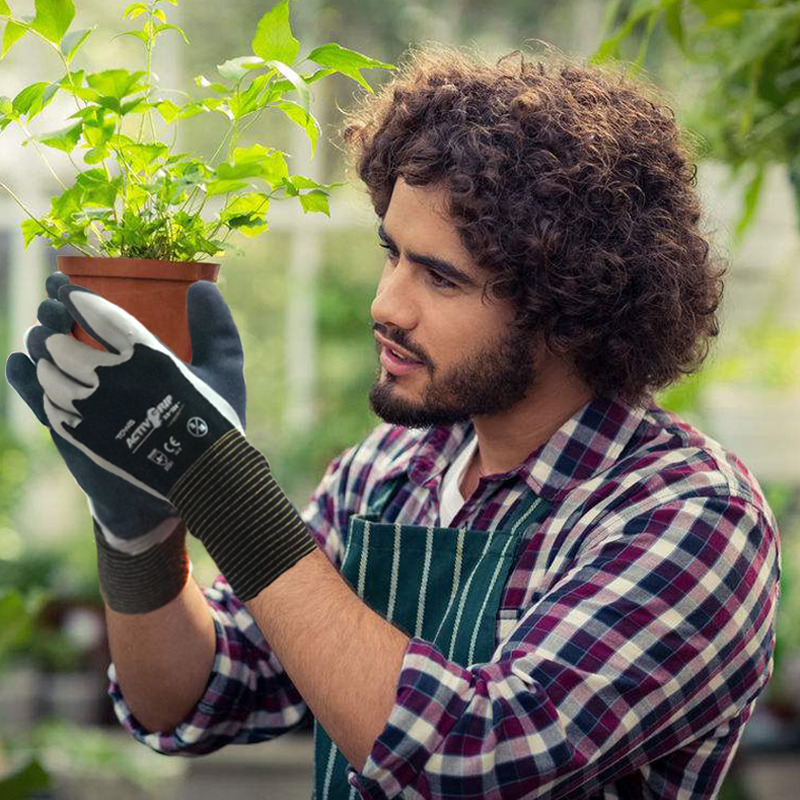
left=369, top=324, right=536, bottom=429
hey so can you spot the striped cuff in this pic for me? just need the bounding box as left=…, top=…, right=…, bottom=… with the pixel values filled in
left=168, top=429, right=318, bottom=602
left=94, top=520, right=191, bottom=614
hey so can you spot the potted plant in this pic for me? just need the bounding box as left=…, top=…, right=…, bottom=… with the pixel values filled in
left=0, top=0, right=393, bottom=359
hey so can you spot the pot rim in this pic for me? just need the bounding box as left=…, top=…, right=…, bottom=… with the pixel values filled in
left=57, top=255, right=220, bottom=282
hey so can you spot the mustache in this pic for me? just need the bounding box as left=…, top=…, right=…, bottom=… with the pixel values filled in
left=372, top=324, right=429, bottom=366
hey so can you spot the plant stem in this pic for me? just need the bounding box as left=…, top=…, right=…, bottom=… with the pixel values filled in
left=19, top=122, right=69, bottom=190
left=138, top=3, right=160, bottom=144
left=210, top=125, right=234, bottom=165
left=19, top=23, right=85, bottom=116
left=0, top=178, right=96, bottom=257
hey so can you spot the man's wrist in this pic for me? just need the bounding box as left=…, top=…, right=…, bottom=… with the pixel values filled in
left=168, top=429, right=318, bottom=601
left=95, top=520, right=191, bottom=614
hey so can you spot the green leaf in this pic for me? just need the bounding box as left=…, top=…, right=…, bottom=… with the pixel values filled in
left=76, top=168, right=120, bottom=207
left=298, top=189, right=330, bottom=216
left=217, top=55, right=262, bottom=82
left=691, top=0, right=754, bottom=19
left=155, top=22, right=188, bottom=44
left=237, top=72, right=273, bottom=115
left=734, top=163, right=765, bottom=242
left=205, top=178, right=249, bottom=197
left=251, top=0, right=300, bottom=65
left=633, top=8, right=661, bottom=69
left=288, top=174, right=342, bottom=192
left=0, top=590, right=33, bottom=659
left=123, top=2, right=148, bottom=20
left=272, top=99, right=320, bottom=155
left=268, top=66, right=335, bottom=98
left=38, top=120, right=82, bottom=152
left=221, top=192, right=270, bottom=235
left=221, top=191, right=270, bottom=220
left=232, top=143, right=289, bottom=184
left=30, top=0, right=75, bottom=44
left=264, top=59, right=310, bottom=115
left=153, top=98, right=180, bottom=123
left=81, top=109, right=115, bottom=147
left=60, top=25, right=94, bottom=64
left=115, top=28, right=148, bottom=43
left=305, top=42, right=394, bottom=92
left=12, top=81, right=57, bottom=120
left=215, top=161, right=269, bottom=181
left=722, top=7, right=799, bottom=76
left=0, top=94, right=15, bottom=130
left=50, top=183, right=81, bottom=221
left=86, top=69, right=148, bottom=102
left=194, top=74, right=229, bottom=93
left=174, top=100, right=205, bottom=121
left=20, top=217, right=49, bottom=247
left=201, top=96, right=233, bottom=120
left=84, top=146, right=108, bottom=164
left=58, top=68, right=84, bottom=91
left=113, top=138, right=168, bottom=173
left=120, top=97, right=148, bottom=115
left=591, top=0, right=661, bottom=62
left=0, top=0, right=11, bottom=16
left=0, top=757, right=50, bottom=800
left=663, top=0, right=686, bottom=53
left=2, top=20, right=28, bottom=58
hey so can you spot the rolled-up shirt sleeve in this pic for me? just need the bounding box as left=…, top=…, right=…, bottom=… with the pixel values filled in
left=348, top=493, right=780, bottom=800
left=108, top=445, right=357, bottom=755
left=107, top=575, right=310, bottom=755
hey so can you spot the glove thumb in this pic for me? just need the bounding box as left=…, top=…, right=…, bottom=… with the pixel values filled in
left=186, top=281, right=246, bottom=428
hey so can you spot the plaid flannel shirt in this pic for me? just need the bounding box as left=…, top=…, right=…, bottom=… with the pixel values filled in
left=108, top=396, right=780, bottom=799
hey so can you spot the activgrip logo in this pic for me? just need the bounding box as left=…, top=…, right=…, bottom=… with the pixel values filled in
left=116, top=394, right=182, bottom=453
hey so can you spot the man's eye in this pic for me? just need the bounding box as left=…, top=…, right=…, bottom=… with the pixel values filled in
left=428, top=271, right=457, bottom=290
left=378, top=242, right=457, bottom=290
left=378, top=242, right=397, bottom=259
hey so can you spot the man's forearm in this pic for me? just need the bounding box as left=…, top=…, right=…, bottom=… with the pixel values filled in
left=105, top=577, right=216, bottom=733
left=246, top=547, right=410, bottom=771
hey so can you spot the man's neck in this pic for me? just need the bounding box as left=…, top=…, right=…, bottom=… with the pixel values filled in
left=470, top=363, right=594, bottom=478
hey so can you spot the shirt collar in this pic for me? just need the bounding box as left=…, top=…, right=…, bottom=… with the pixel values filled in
left=405, top=396, right=649, bottom=502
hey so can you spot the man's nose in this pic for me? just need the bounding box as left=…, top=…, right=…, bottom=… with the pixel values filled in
left=370, top=261, right=419, bottom=331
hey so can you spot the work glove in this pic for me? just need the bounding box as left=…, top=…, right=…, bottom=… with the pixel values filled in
left=5, top=274, right=248, bottom=613
left=11, top=282, right=316, bottom=603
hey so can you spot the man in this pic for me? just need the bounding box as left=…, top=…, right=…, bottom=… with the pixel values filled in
left=7, top=46, right=780, bottom=800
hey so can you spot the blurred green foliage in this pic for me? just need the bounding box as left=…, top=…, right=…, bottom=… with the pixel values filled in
left=595, top=0, right=800, bottom=239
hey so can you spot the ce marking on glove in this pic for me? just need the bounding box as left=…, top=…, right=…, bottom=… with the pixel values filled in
left=164, top=436, right=182, bottom=455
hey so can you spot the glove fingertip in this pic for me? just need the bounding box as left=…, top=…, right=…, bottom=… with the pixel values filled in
left=46, top=272, right=71, bottom=300
left=25, top=325, right=55, bottom=362
left=57, top=285, right=122, bottom=356
left=38, top=298, right=74, bottom=334
left=5, top=351, right=49, bottom=426
left=187, top=282, right=240, bottom=364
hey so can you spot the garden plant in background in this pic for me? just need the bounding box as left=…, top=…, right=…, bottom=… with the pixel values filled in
left=596, top=0, right=800, bottom=238
left=0, top=0, right=392, bottom=354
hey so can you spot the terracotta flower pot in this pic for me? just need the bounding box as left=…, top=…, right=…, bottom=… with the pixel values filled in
left=57, top=256, right=220, bottom=363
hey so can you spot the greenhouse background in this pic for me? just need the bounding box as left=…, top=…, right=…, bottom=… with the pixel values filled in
left=0, top=0, right=798, bottom=798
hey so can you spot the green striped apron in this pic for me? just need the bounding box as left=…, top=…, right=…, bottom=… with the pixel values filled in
left=312, top=473, right=550, bottom=800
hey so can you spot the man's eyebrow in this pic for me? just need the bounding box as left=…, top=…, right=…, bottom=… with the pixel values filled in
left=377, top=223, right=477, bottom=287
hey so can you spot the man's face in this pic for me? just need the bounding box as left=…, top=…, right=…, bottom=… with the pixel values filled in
left=369, top=177, right=537, bottom=428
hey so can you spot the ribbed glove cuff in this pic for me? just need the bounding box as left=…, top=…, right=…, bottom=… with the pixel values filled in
left=94, top=520, right=191, bottom=614
left=168, top=429, right=317, bottom=602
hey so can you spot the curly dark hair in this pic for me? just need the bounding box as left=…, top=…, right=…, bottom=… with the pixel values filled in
left=340, top=44, right=725, bottom=406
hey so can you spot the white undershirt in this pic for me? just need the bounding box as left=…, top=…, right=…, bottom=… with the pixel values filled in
left=438, top=432, right=479, bottom=527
